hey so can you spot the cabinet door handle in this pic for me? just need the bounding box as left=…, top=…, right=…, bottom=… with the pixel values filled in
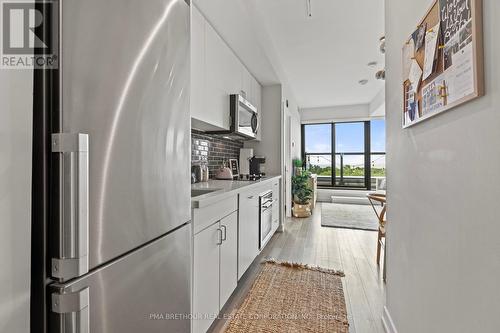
left=217, top=228, right=223, bottom=245
left=221, top=225, right=227, bottom=241
left=248, top=195, right=254, bottom=199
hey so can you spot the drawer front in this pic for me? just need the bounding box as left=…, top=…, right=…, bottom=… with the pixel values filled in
left=242, top=183, right=272, bottom=201
left=272, top=181, right=280, bottom=201
left=272, top=180, right=280, bottom=222
left=193, top=196, right=238, bottom=234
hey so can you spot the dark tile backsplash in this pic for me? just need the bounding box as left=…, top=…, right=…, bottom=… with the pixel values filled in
left=192, top=130, right=243, bottom=178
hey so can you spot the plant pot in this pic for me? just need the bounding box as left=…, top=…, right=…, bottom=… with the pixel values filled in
left=292, top=202, right=311, bottom=218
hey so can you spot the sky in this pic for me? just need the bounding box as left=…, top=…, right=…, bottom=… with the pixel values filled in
left=305, top=120, right=386, bottom=167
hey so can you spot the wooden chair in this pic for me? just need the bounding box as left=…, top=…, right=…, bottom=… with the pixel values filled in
left=367, top=193, right=387, bottom=281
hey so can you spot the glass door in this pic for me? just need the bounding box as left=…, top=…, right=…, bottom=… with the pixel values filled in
left=303, top=124, right=333, bottom=187
left=334, top=122, right=368, bottom=189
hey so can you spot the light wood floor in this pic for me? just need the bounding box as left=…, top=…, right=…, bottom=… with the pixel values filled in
left=208, top=203, right=386, bottom=333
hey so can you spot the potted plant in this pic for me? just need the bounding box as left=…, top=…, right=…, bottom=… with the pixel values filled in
left=291, top=171, right=313, bottom=218
left=293, top=159, right=303, bottom=175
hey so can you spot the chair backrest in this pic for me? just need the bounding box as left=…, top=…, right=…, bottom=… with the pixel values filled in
left=367, top=193, right=387, bottom=225
left=380, top=205, right=387, bottom=225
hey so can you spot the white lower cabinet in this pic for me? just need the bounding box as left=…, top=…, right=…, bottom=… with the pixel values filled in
left=219, top=212, right=238, bottom=308
left=193, top=222, right=221, bottom=333
left=237, top=187, right=262, bottom=280
left=192, top=178, right=281, bottom=333
left=193, top=209, right=238, bottom=333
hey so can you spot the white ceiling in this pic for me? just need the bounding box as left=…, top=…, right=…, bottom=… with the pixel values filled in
left=193, top=0, right=385, bottom=109
left=253, top=0, right=385, bottom=108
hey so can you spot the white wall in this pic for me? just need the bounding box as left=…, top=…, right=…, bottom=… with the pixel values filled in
left=281, top=85, right=301, bottom=217
left=244, top=85, right=283, bottom=176
left=369, top=86, right=386, bottom=117
left=282, top=85, right=302, bottom=160
left=300, top=103, right=371, bottom=123
left=385, top=1, right=500, bottom=332
left=290, top=114, right=301, bottom=160
left=0, top=69, right=33, bottom=332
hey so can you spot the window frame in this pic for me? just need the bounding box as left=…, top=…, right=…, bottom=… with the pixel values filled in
left=302, top=120, right=385, bottom=190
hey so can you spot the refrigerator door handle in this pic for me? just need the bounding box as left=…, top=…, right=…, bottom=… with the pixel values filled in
left=52, top=287, right=90, bottom=333
left=51, top=133, right=89, bottom=281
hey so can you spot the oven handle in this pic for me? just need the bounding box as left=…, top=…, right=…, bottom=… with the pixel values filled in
left=262, top=202, right=273, bottom=210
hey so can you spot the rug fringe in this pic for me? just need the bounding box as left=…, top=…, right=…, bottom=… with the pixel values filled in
left=263, top=258, right=345, bottom=277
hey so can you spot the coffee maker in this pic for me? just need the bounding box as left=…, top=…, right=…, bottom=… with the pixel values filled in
left=239, top=148, right=254, bottom=176
left=239, top=148, right=266, bottom=180
left=249, top=156, right=266, bottom=178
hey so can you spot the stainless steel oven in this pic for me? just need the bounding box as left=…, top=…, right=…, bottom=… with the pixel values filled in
left=259, top=190, right=274, bottom=250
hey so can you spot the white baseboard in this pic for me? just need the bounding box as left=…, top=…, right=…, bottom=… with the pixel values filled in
left=382, top=306, right=398, bottom=333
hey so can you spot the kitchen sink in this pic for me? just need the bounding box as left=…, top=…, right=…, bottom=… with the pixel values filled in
left=191, top=188, right=220, bottom=197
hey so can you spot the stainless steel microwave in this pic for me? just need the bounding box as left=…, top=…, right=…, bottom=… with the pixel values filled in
left=231, top=94, right=259, bottom=139
left=207, top=94, right=259, bottom=140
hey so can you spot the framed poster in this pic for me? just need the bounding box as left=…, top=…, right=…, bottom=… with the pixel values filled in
left=401, top=0, right=484, bottom=128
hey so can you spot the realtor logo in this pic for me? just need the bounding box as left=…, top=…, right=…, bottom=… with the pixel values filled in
left=1, top=0, right=57, bottom=68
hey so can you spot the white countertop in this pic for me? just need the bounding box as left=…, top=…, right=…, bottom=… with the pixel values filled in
left=191, top=175, right=281, bottom=208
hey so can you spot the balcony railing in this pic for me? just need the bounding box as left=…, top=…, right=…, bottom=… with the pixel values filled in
left=305, top=152, right=386, bottom=189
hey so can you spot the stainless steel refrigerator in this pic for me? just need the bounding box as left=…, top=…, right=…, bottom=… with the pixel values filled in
left=32, top=0, right=192, bottom=332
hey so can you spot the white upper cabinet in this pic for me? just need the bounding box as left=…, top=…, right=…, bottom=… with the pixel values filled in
left=190, top=5, right=262, bottom=137
left=240, top=67, right=252, bottom=101
left=240, top=66, right=262, bottom=141
left=252, top=76, right=262, bottom=141
left=240, top=67, right=261, bottom=106
left=205, top=22, right=240, bottom=130
left=252, top=77, right=262, bottom=110
left=191, top=5, right=205, bottom=128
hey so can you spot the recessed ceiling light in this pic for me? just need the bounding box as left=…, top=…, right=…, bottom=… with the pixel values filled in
left=367, top=61, right=378, bottom=68
left=359, top=79, right=369, bottom=85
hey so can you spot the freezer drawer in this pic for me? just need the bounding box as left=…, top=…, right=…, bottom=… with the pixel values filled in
left=49, top=224, right=191, bottom=333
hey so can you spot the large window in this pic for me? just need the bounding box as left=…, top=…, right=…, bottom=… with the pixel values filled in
left=303, top=124, right=332, bottom=186
left=303, top=120, right=386, bottom=189
left=370, top=119, right=386, bottom=183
